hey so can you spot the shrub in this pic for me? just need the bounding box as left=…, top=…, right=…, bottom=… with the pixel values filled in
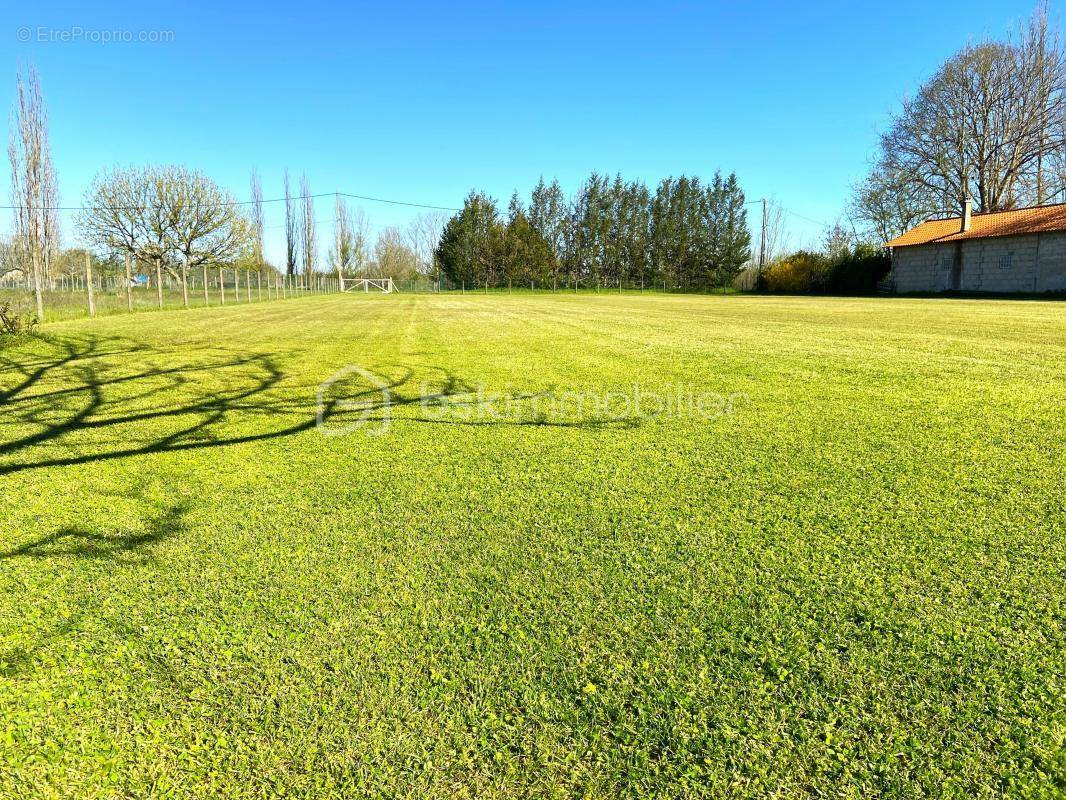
left=0, top=301, right=38, bottom=339
left=764, top=251, right=829, bottom=292
left=824, top=243, right=891, bottom=293
left=761, top=245, right=892, bottom=294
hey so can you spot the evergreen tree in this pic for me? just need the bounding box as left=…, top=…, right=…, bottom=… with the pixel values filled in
left=715, top=172, right=751, bottom=286
left=617, top=179, right=651, bottom=286
left=571, top=172, right=613, bottom=284
left=436, top=191, right=504, bottom=287
left=701, top=172, right=750, bottom=287
left=503, top=197, right=553, bottom=284
left=528, top=177, right=567, bottom=283
left=651, top=176, right=705, bottom=289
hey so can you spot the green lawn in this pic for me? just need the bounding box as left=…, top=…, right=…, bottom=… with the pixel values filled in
left=0, top=293, right=1063, bottom=798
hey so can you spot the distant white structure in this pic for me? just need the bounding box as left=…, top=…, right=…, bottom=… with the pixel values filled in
left=344, top=277, right=395, bottom=294
left=0, top=268, right=27, bottom=286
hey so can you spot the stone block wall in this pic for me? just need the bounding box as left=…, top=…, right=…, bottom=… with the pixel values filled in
left=891, top=231, right=1066, bottom=293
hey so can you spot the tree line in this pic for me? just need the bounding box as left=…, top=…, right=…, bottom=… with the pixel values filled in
left=435, top=171, right=751, bottom=290
left=5, top=4, right=1062, bottom=322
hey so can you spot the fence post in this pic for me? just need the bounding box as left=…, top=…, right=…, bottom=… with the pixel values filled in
left=124, top=253, right=134, bottom=312
left=85, top=252, right=96, bottom=318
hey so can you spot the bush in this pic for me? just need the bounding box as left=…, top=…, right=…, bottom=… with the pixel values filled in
left=762, top=245, right=891, bottom=294
left=0, top=301, right=38, bottom=339
left=763, top=251, right=829, bottom=292
left=824, top=243, right=891, bottom=293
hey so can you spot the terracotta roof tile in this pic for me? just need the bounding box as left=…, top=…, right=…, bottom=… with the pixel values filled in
left=886, top=203, right=1066, bottom=247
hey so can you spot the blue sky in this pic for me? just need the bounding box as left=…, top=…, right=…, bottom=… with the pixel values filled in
left=0, top=0, right=1047, bottom=262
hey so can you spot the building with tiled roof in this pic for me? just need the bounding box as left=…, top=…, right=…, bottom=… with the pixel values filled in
left=885, top=201, right=1066, bottom=293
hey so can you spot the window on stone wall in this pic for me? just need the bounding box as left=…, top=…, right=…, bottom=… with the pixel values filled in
left=999, top=252, right=1014, bottom=271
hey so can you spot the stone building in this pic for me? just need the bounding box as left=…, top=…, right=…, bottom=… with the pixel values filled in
left=886, top=202, right=1066, bottom=294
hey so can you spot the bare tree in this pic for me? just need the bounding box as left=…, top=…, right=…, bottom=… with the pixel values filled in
left=823, top=220, right=853, bottom=260
left=849, top=165, right=936, bottom=243
left=77, top=165, right=175, bottom=309
left=332, top=194, right=353, bottom=290
left=329, top=206, right=371, bottom=278
left=41, top=149, right=59, bottom=286
left=141, top=168, right=176, bottom=308
left=8, top=65, right=55, bottom=319
left=0, top=236, right=21, bottom=281
left=250, top=169, right=264, bottom=277
left=371, top=227, right=419, bottom=280
left=162, top=166, right=250, bottom=307
left=870, top=6, right=1065, bottom=217
left=300, top=173, right=316, bottom=277
left=406, top=212, right=447, bottom=281
left=350, top=207, right=370, bottom=274
left=759, top=199, right=789, bottom=265
left=284, top=168, right=298, bottom=277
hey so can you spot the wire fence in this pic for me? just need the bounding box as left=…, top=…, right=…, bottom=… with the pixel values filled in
left=0, top=270, right=743, bottom=324
left=0, top=269, right=343, bottom=323
left=396, top=275, right=741, bottom=295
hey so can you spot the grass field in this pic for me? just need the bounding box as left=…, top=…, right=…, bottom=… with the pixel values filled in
left=0, top=293, right=1063, bottom=798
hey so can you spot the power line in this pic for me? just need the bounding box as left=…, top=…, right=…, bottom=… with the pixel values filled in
left=782, top=208, right=831, bottom=227
left=6, top=185, right=829, bottom=229
left=744, top=199, right=830, bottom=228
left=0, top=190, right=461, bottom=214
left=338, top=192, right=458, bottom=212
left=263, top=215, right=390, bottom=231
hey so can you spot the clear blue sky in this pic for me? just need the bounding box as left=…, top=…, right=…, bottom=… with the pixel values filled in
left=0, top=0, right=1047, bottom=262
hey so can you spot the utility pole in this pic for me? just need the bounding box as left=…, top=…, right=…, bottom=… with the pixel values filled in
left=758, top=198, right=768, bottom=289
left=84, top=252, right=96, bottom=318
left=124, top=252, right=134, bottom=312
left=759, top=198, right=768, bottom=269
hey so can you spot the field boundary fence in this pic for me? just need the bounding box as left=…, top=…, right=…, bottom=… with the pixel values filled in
left=0, top=267, right=347, bottom=323
left=0, top=269, right=740, bottom=324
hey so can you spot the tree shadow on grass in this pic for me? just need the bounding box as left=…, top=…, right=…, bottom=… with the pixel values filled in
left=0, top=334, right=648, bottom=477
left=0, top=498, right=189, bottom=677
left=318, top=363, right=649, bottom=432
left=0, top=500, right=188, bottom=561
left=0, top=334, right=320, bottom=476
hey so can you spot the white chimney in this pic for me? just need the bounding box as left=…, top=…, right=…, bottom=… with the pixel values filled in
left=961, top=198, right=973, bottom=232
